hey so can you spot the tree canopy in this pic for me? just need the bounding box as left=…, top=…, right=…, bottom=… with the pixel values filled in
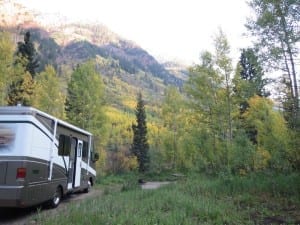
left=65, top=60, right=106, bottom=136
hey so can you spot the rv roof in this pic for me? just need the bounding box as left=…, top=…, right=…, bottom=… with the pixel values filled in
left=0, top=106, right=38, bottom=116
left=0, top=106, right=92, bottom=136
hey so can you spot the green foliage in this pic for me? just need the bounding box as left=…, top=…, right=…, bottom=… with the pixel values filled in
left=233, top=48, right=271, bottom=146
left=234, top=48, right=270, bottom=113
left=65, top=60, right=107, bottom=168
left=243, top=96, right=290, bottom=170
left=0, top=31, right=14, bottom=105
left=5, top=31, right=37, bottom=106
left=214, top=29, right=234, bottom=142
left=6, top=66, right=35, bottom=106
left=131, top=92, right=150, bottom=172
left=183, top=30, right=295, bottom=174
left=286, top=129, right=300, bottom=170
left=231, top=131, right=256, bottom=174
left=185, top=47, right=233, bottom=173
left=33, top=65, right=65, bottom=118
left=246, top=0, right=299, bottom=130
left=160, top=87, right=187, bottom=170
left=65, top=60, right=106, bottom=135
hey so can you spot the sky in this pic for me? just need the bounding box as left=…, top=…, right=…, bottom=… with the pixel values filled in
left=16, top=0, right=253, bottom=65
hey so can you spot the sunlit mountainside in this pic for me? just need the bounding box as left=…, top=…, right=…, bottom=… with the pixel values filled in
left=0, top=0, right=188, bottom=112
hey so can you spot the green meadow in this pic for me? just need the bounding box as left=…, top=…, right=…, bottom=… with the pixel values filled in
left=36, top=172, right=300, bottom=225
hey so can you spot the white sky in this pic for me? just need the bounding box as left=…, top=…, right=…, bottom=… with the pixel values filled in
left=16, top=0, right=253, bottom=65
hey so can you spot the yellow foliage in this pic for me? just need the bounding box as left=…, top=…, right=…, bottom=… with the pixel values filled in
left=105, top=106, right=134, bottom=124
left=122, top=99, right=136, bottom=110
left=239, top=169, right=247, bottom=176
left=96, top=147, right=107, bottom=172
left=105, top=148, right=138, bottom=173
left=121, top=154, right=138, bottom=171
left=254, top=147, right=271, bottom=170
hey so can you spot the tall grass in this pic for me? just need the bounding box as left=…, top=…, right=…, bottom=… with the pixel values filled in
left=37, top=172, right=300, bottom=225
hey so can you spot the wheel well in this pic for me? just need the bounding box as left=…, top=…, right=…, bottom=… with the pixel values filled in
left=89, top=177, right=94, bottom=186
left=57, top=185, right=64, bottom=196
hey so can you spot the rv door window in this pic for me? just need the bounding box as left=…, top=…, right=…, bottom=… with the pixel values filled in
left=77, top=142, right=82, bottom=157
left=82, top=141, right=88, bottom=159
left=58, top=135, right=71, bottom=156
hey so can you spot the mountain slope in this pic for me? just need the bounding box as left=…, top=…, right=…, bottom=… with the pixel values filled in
left=0, top=0, right=190, bottom=119
left=0, top=1, right=185, bottom=86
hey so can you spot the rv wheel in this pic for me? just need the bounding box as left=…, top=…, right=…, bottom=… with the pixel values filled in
left=84, top=180, right=91, bottom=193
left=50, top=186, right=62, bottom=208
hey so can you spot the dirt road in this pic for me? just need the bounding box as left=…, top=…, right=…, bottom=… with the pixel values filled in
left=141, top=181, right=171, bottom=190
left=0, top=188, right=102, bottom=225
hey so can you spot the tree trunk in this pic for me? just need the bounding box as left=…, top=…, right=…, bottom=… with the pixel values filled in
left=277, top=3, right=299, bottom=128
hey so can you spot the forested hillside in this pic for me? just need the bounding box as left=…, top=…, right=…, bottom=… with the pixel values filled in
left=0, top=0, right=299, bottom=177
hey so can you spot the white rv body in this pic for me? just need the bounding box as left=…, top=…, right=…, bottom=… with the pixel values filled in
left=0, top=106, right=97, bottom=208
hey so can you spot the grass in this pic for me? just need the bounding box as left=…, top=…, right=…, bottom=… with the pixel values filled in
left=36, top=172, right=300, bottom=225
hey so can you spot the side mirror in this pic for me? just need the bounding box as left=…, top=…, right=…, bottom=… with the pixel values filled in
left=93, top=152, right=99, bottom=162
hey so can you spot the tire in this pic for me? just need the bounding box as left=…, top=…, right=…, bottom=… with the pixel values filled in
left=84, top=180, right=91, bottom=193
left=49, top=186, right=62, bottom=208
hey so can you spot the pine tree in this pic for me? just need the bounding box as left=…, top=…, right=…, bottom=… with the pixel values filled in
left=6, top=31, right=38, bottom=106
left=233, top=48, right=270, bottom=145
left=131, top=92, right=150, bottom=172
left=235, top=48, right=269, bottom=113
left=16, top=31, right=39, bottom=78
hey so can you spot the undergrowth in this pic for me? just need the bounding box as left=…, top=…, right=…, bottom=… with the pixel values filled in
left=37, top=172, right=300, bottom=225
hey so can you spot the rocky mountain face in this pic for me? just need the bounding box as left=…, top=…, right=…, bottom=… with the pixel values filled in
left=0, top=0, right=187, bottom=88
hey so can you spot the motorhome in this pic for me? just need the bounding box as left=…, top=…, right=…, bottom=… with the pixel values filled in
left=0, top=106, right=99, bottom=208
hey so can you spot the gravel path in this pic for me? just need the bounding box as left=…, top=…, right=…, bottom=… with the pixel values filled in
left=141, top=181, right=172, bottom=190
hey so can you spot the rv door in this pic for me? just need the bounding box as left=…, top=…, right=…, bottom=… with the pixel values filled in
left=74, top=140, right=83, bottom=188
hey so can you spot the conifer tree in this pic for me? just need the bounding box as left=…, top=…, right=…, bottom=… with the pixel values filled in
left=6, top=31, right=38, bottom=106
left=16, top=31, right=39, bottom=78
left=234, top=48, right=269, bottom=113
left=233, top=48, right=270, bottom=145
left=131, top=92, right=150, bottom=172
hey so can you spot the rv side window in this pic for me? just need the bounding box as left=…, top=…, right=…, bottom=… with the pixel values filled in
left=36, top=114, right=55, bottom=134
left=82, top=141, right=89, bottom=159
left=90, top=140, right=96, bottom=161
left=58, top=135, right=71, bottom=156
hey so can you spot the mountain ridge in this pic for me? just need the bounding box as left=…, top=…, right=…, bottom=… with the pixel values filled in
left=0, top=0, right=187, bottom=87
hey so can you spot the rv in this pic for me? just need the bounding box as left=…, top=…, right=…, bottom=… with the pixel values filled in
left=0, top=106, right=99, bottom=208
